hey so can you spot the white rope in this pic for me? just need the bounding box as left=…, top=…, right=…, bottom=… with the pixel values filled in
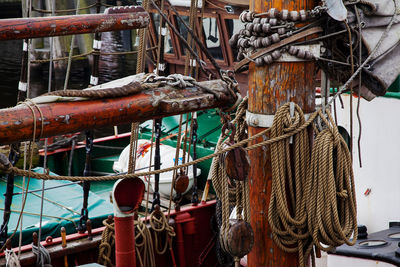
left=5, top=249, right=21, bottom=267
left=17, top=143, right=28, bottom=259
left=32, top=243, right=52, bottom=267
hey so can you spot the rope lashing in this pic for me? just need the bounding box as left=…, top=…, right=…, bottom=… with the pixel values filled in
left=32, top=243, right=52, bottom=267
left=5, top=248, right=21, bottom=267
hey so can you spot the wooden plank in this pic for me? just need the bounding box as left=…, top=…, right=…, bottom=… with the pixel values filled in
left=0, top=76, right=234, bottom=144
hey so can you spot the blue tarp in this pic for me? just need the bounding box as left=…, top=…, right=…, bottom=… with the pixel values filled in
left=0, top=167, right=113, bottom=246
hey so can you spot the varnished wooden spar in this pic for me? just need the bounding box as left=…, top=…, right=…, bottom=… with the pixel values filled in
left=247, top=0, right=316, bottom=266
left=0, top=6, right=149, bottom=41
left=0, top=79, right=233, bottom=145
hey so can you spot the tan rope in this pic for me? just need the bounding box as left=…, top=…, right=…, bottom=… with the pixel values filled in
left=266, top=104, right=357, bottom=267
left=30, top=48, right=158, bottom=64
left=136, top=0, right=149, bottom=74
left=32, top=3, right=97, bottom=14
left=135, top=219, right=155, bottom=267
left=0, top=102, right=38, bottom=251
left=304, top=109, right=357, bottom=261
left=98, top=218, right=115, bottom=267
left=149, top=210, right=176, bottom=255
left=0, top=208, right=77, bottom=228
left=267, top=103, right=311, bottom=266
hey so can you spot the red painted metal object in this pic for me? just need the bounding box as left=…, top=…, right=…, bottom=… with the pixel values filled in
left=0, top=6, right=149, bottom=41
left=0, top=80, right=232, bottom=145
left=112, top=178, right=145, bottom=267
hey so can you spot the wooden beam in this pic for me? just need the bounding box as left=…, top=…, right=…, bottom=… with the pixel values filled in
left=247, top=0, right=316, bottom=266
left=0, top=77, right=233, bottom=145
left=0, top=6, right=149, bottom=41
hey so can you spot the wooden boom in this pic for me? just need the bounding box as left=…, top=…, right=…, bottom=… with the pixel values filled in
left=0, top=78, right=234, bottom=145
left=0, top=6, right=149, bottom=41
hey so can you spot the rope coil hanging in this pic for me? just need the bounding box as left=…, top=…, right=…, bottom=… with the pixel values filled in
left=266, top=103, right=357, bottom=267
left=267, top=102, right=311, bottom=265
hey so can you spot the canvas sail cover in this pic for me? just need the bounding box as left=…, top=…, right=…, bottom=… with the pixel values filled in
left=323, top=0, right=400, bottom=99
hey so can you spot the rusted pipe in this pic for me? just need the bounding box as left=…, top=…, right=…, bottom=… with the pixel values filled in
left=0, top=6, right=149, bottom=41
left=0, top=79, right=233, bottom=145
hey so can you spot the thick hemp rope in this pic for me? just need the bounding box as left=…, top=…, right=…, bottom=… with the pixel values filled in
left=304, top=109, right=357, bottom=262
left=267, top=102, right=311, bottom=266
left=98, top=218, right=115, bottom=267
left=267, top=104, right=357, bottom=267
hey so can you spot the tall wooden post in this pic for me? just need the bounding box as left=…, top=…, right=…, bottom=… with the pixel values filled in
left=247, top=0, right=316, bottom=265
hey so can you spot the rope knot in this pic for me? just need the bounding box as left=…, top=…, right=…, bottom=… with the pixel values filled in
left=0, top=153, right=12, bottom=174
left=336, top=190, right=348, bottom=199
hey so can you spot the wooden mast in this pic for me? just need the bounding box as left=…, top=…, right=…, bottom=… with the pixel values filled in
left=247, top=0, right=316, bottom=266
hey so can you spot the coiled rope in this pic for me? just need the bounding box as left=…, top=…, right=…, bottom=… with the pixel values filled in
left=267, top=104, right=357, bottom=267
left=304, top=109, right=357, bottom=262
left=267, top=103, right=311, bottom=266
left=134, top=219, right=154, bottom=267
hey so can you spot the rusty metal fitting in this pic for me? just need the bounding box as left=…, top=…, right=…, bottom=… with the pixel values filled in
left=263, top=54, right=273, bottom=64
left=262, top=23, right=271, bottom=33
